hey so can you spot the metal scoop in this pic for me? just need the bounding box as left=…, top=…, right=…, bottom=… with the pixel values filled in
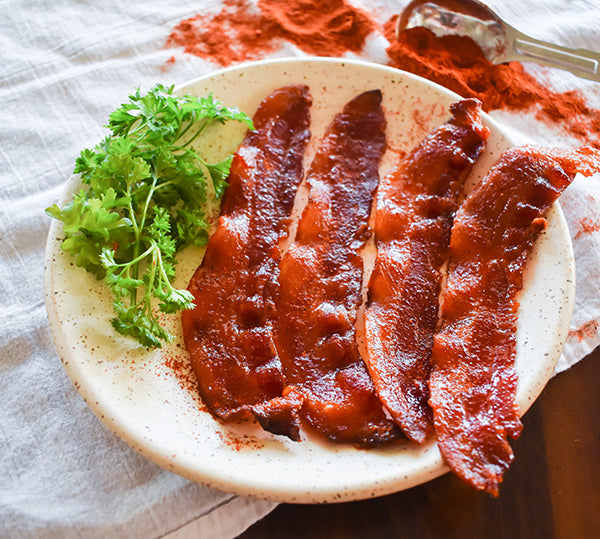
left=397, top=0, right=600, bottom=82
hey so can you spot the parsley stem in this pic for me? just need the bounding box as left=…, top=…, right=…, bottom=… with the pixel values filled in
left=144, top=244, right=159, bottom=313
left=179, top=122, right=208, bottom=148
left=128, top=122, right=146, bottom=139
left=125, top=189, right=140, bottom=306
left=139, top=174, right=159, bottom=234
left=111, top=242, right=155, bottom=271
left=129, top=173, right=159, bottom=304
left=176, top=120, right=194, bottom=142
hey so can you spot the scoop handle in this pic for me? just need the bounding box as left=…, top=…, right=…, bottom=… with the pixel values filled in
left=503, top=25, right=600, bottom=82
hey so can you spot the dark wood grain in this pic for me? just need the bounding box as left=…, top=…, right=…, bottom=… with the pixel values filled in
left=240, top=346, right=600, bottom=539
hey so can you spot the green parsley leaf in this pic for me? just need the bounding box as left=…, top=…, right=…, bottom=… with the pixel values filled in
left=47, top=83, right=253, bottom=348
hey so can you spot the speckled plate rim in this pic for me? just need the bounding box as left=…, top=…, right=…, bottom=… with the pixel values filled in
left=44, top=57, right=575, bottom=503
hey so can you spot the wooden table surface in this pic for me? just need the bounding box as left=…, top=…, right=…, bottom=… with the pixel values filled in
left=241, top=345, right=600, bottom=538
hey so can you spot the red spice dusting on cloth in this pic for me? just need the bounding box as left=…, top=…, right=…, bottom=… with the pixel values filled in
left=569, top=320, right=600, bottom=342
left=384, top=18, right=600, bottom=148
left=573, top=215, right=600, bottom=240
left=166, top=0, right=278, bottom=66
left=166, top=0, right=375, bottom=67
left=258, top=0, right=375, bottom=56
left=166, top=4, right=600, bottom=148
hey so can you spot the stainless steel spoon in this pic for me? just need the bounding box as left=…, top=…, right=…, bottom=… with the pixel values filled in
left=397, top=0, right=600, bottom=82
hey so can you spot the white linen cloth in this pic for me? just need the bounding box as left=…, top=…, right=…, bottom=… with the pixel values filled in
left=0, top=0, right=598, bottom=537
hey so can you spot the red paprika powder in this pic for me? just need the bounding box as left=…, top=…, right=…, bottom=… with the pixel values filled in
left=385, top=18, right=600, bottom=148
left=166, top=0, right=374, bottom=67
left=166, top=2, right=600, bottom=148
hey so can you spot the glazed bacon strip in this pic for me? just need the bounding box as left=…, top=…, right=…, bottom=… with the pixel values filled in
left=273, top=90, right=401, bottom=446
left=429, top=146, right=600, bottom=496
left=364, top=99, right=489, bottom=443
left=182, top=85, right=311, bottom=439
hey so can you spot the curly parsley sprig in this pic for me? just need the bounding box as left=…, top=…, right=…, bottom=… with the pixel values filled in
left=47, top=84, right=252, bottom=348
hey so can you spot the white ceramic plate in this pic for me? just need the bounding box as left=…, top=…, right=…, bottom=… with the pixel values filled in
left=44, top=58, right=575, bottom=503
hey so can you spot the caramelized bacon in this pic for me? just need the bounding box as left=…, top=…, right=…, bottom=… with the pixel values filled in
left=181, top=85, right=311, bottom=440
left=429, top=146, right=600, bottom=495
left=363, top=99, right=489, bottom=443
left=272, top=90, right=401, bottom=446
